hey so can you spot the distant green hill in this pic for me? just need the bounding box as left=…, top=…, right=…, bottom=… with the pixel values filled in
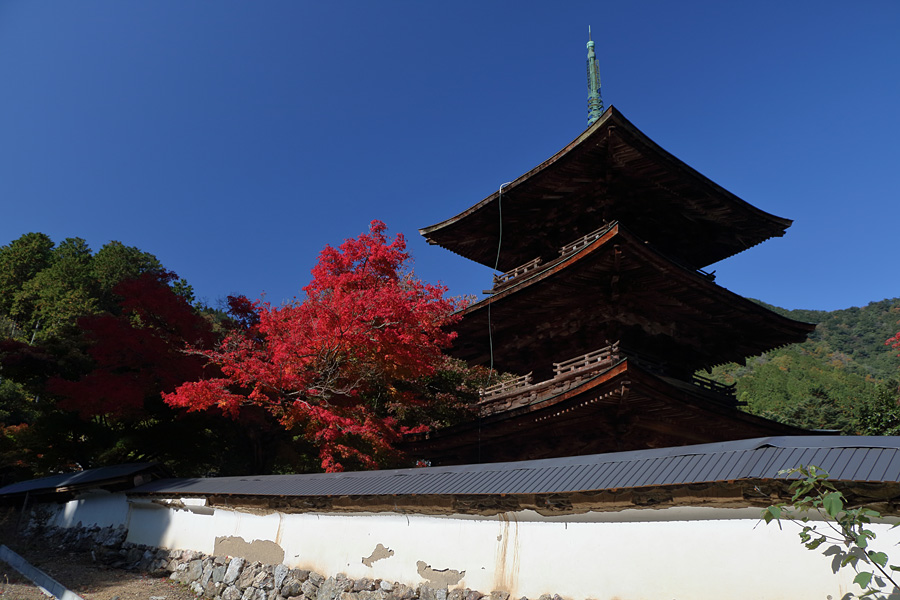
left=702, top=298, right=900, bottom=435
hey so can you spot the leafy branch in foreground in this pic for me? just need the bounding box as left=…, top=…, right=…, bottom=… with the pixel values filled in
left=762, top=465, right=900, bottom=598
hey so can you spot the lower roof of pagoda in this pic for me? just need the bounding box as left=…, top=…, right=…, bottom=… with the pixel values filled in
left=401, top=358, right=812, bottom=466
left=420, top=106, right=793, bottom=272
left=449, top=222, right=814, bottom=378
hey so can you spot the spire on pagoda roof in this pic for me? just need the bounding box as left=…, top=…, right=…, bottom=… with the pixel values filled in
left=587, top=26, right=603, bottom=126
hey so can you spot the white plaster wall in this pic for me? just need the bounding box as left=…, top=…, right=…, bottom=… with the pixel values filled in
left=51, top=496, right=900, bottom=600
left=45, top=491, right=129, bottom=529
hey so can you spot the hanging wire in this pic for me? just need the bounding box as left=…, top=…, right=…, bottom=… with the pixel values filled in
left=486, top=182, right=512, bottom=388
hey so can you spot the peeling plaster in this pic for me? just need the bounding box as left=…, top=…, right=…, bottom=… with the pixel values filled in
left=362, top=543, right=395, bottom=567
left=214, top=535, right=285, bottom=565
left=416, top=560, right=465, bottom=588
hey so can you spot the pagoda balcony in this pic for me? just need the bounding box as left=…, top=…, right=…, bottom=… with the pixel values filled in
left=476, top=341, right=737, bottom=416
left=487, top=223, right=617, bottom=293
left=477, top=342, right=623, bottom=414
left=558, top=223, right=616, bottom=258
left=489, top=257, right=543, bottom=292
left=486, top=222, right=718, bottom=294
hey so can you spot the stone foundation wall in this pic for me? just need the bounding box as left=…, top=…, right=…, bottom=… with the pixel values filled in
left=26, top=523, right=557, bottom=600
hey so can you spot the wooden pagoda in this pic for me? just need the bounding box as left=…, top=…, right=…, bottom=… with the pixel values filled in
left=403, top=106, right=816, bottom=465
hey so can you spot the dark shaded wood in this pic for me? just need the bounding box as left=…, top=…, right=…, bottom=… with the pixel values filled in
left=421, top=106, right=792, bottom=272
left=412, top=106, right=816, bottom=466
left=401, top=360, right=810, bottom=466
left=450, top=222, right=814, bottom=379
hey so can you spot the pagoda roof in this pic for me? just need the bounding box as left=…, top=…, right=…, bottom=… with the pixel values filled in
left=421, top=106, right=792, bottom=271
left=402, top=359, right=812, bottom=466
left=450, top=222, right=814, bottom=376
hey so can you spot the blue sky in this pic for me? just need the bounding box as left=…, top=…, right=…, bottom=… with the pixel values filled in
left=0, top=1, right=897, bottom=312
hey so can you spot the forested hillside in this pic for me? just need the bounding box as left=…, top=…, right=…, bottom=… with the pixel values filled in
left=0, top=233, right=294, bottom=482
left=0, top=230, right=486, bottom=480
left=703, top=298, right=900, bottom=435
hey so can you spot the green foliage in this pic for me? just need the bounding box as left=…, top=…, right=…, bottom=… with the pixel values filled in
left=0, top=232, right=265, bottom=479
left=857, top=380, right=900, bottom=436
left=0, top=233, right=54, bottom=318
left=703, top=298, right=900, bottom=434
left=91, top=240, right=163, bottom=306
left=0, top=233, right=166, bottom=344
left=756, top=298, right=900, bottom=381
left=763, top=465, right=900, bottom=598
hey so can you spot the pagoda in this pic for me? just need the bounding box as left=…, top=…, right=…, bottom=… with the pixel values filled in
left=404, top=34, right=815, bottom=465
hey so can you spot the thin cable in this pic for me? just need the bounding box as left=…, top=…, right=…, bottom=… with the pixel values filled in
left=481, top=181, right=510, bottom=464
left=487, top=182, right=511, bottom=387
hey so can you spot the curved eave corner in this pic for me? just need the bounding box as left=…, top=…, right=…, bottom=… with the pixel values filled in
left=418, top=107, right=619, bottom=243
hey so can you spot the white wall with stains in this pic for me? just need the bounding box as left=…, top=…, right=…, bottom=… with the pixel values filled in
left=42, top=495, right=900, bottom=600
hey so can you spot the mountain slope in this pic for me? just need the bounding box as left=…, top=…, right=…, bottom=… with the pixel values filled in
left=703, top=298, right=900, bottom=434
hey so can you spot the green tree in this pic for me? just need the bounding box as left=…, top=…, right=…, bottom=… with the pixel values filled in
left=857, top=381, right=900, bottom=436
left=0, top=233, right=55, bottom=329
left=0, top=233, right=231, bottom=478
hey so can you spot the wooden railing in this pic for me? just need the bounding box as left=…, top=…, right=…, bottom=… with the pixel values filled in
left=553, top=342, right=620, bottom=379
left=477, top=341, right=736, bottom=408
left=479, top=372, right=533, bottom=399
left=492, top=257, right=543, bottom=289
left=476, top=343, right=622, bottom=408
left=559, top=223, right=614, bottom=257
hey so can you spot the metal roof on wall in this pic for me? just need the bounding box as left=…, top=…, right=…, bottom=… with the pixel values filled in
left=129, top=437, right=900, bottom=499
left=0, top=462, right=164, bottom=498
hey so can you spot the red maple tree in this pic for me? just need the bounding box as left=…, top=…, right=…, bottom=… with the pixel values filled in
left=49, top=272, right=216, bottom=420
left=164, top=221, right=464, bottom=472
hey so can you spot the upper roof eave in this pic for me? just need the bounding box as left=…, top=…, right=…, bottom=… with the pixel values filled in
left=419, top=107, right=622, bottom=239
left=420, top=106, right=794, bottom=270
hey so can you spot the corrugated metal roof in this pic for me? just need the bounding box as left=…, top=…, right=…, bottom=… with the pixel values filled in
left=129, top=436, right=900, bottom=499
left=0, top=463, right=162, bottom=497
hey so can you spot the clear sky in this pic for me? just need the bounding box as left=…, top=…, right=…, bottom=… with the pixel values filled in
left=0, top=1, right=897, bottom=312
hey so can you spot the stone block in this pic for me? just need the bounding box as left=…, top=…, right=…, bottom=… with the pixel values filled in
left=317, top=576, right=342, bottom=600
left=185, top=559, right=204, bottom=582
left=389, top=583, right=417, bottom=600
left=221, top=585, right=243, bottom=600
left=205, top=582, right=225, bottom=598
left=212, top=564, right=227, bottom=583
left=242, top=587, right=268, bottom=600
left=274, top=563, right=289, bottom=590
left=225, top=557, right=246, bottom=584
left=281, top=578, right=302, bottom=598
left=238, top=565, right=260, bottom=589
left=253, top=568, right=274, bottom=590
left=302, top=579, right=319, bottom=598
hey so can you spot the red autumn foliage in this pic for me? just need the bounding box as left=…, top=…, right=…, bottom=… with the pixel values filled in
left=49, top=272, right=216, bottom=420
left=164, top=221, right=464, bottom=472
left=888, top=330, right=900, bottom=357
